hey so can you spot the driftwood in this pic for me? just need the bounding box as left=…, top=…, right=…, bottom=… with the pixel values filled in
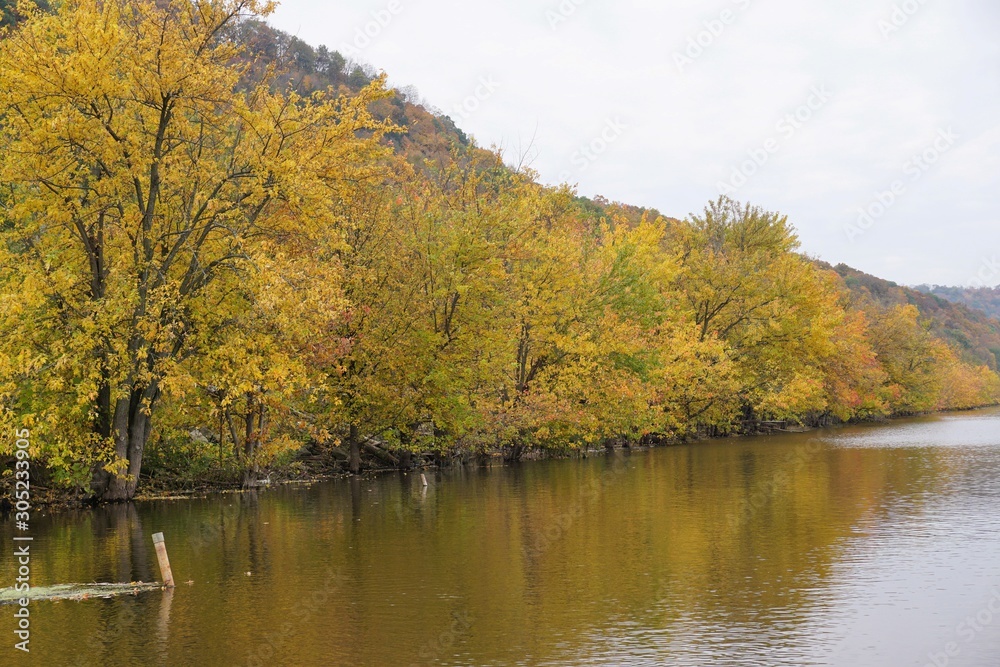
left=0, top=533, right=174, bottom=604
left=0, top=582, right=164, bottom=604
left=363, top=441, right=400, bottom=466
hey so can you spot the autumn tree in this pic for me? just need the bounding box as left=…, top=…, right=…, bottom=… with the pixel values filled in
left=0, top=0, right=391, bottom=499
left=862, top=303, right=950, bottom=414
left=315, top=153, right=537, bottom=471
left=670, top=198, right=841, bottom=424
left=0, top=0, right=48, bottom=29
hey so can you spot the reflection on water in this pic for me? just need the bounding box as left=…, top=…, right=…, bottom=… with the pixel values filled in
left=4, top=409, right=1000, bottom=666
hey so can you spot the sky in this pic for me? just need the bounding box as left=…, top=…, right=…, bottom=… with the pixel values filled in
left=266, top=0, right=1000, bottom=287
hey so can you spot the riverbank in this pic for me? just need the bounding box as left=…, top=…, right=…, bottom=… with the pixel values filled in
left=7, top=403, right=997, bottom=513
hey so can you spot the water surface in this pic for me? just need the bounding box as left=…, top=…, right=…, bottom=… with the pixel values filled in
left=4, top=409, right=1000, bottom=666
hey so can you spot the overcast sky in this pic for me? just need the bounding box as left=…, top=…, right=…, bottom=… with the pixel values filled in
left=267, top=0, right=1000, bottom=287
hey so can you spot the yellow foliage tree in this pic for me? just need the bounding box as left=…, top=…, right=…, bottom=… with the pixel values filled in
left=0, top=0, right=391, bottom=498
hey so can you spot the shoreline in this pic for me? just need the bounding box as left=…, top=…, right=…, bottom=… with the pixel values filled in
left=6, top=403, right=998, bottom=515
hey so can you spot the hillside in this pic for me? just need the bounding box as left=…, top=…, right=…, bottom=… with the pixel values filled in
left=914, top=285, right=1000, bottom=321
left=229, top=19, right=478, bottom=167
left=828, top=263, right=1000, bottom=370
left=3, top=4, right=475, bottom=165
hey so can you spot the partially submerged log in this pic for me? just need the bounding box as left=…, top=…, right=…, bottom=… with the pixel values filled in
left=0, top=582, right=164, bottom=604
left=0, top=533, right=174, bottom=603
left=363, top=440, right=399, bottom=466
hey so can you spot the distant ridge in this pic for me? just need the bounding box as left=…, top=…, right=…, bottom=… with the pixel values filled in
left=825, top=263, right=1000, bottom=370
left=914, top=284, right=1000, bottom=322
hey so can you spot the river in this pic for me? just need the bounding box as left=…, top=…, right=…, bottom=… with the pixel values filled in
left=4, top=408, right=1000, bottom=666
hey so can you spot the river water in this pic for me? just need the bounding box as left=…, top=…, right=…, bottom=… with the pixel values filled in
left=4, top=408, right=1000, bottom=666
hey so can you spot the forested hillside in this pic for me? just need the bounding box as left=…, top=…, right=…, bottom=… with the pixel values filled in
left=228, top=19, right=477, bottom=165
left=830, top=264, right=1000, bottom=370
left=2, top=0, right=998, bottom=502
left=914, top=284, right=1000, bottom=321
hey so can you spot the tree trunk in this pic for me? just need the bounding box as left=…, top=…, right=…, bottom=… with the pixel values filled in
left=348, top=424, right=361, bottom=474
left=240, top=393, right=261, bottom=488
left=92, top=386, right=158, bottom=502
left=398, top=449, right=413, bottom=470
left=504, top=443, right=525, bottom=463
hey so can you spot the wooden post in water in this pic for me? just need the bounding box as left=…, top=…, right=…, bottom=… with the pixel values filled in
left=152, top=533, right=175, bottom=588
left=421, top=473, right=428, bottom=487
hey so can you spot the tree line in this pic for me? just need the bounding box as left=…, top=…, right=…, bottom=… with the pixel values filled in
left=2, top=0, right=998, bottom=501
